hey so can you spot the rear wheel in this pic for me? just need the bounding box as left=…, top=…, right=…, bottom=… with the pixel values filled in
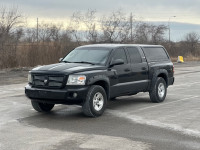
left=31, top=101, right=54, bottom=112
left=82, top=85, right=107, bottom=117
left=149, top=77, right=167, bottom=103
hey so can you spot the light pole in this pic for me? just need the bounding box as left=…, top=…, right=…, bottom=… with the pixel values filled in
left=168, top=16, right=176, bottom=43
left=36, top=18, right=38, bottom=43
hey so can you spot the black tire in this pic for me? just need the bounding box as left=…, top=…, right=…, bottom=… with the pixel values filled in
left=149, top=77, right=167, bottom=103
left=82, top=85, right=107, bottom=117
left=31, top=101, right=54, bottom=112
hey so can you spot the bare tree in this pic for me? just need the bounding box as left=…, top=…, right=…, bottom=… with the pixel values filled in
left=67, top=10, right=98, bottom=44
left=181, top=32, right=200, bottom=55
left=38, top=23, right=53, bottom=42
left=151, top=25, right=167, bottom=44
left=24, top=22, right=63, bottom=43
left=135, top=23, right=167, bottom=44
left=67, top=11, right=83, bottom=45
left=50, top=24, right=63, bottom=42
left=135, top=23, right=150, bottom=43
left=0, top=7, right=24, bottom=45
left=24, top=28, right=37, bottom=43
left=0, top=7, right=25, bottom=68
left=37, top=22, right=63, bottom=42
left=100, top=10, right=131, bottom=43
left=81, top=10, right=98, bottom=43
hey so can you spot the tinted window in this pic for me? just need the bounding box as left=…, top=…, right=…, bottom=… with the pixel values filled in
left=143, top=47, right=169, bottom=61
left=112, top=48, right=127, bottom=64
left=127, top=47, right=142, bottom=63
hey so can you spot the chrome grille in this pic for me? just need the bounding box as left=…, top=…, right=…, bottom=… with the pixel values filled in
left=33, top=74, right=65, bottom=88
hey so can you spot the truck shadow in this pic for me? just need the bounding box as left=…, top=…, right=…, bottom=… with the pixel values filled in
left=107, top=96, right=150, bottom=110
left=19, top=96, right=151, bottom=133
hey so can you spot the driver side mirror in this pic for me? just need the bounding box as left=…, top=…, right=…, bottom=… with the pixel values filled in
left=110, top=59, right=124, bottom=67
left=59, top=58, right=63, bottom=62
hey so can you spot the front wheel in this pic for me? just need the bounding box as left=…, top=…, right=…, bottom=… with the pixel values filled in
left=149, top=77, right=167, bottom=103
left=82, top=85, right=107, bottom=117
left=31, top=101, right=54, bottom=112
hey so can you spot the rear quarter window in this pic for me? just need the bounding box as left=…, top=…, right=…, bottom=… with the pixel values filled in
left=142, top=47, right=169, bottom=61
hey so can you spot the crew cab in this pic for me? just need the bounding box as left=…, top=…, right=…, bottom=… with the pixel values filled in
left=25, top=44, right=174, bottom=117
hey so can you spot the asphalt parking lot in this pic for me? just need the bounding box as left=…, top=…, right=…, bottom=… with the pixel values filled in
left=1, top=62, right=200, bottom=150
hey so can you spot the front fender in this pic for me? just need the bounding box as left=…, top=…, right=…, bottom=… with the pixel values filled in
left=86, top=75, right=110, bottom=99
left=87, top=75, right=110, bottom=85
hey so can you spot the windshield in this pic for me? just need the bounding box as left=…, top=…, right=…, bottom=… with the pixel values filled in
left=62, top=48, right=110, bottom=65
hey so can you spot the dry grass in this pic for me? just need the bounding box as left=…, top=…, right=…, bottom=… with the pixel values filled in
left=171, top=55, right=200, bottom=62
left=0, top=42, right=77, bottom=69
left=170, top=57, right=178, bottom=62
left=1, top=42, right=200, bottom=69
left=184, top=55, right=200, bottom=61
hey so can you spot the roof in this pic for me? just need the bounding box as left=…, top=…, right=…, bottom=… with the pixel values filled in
left=77, top=44, right=163, bottom=49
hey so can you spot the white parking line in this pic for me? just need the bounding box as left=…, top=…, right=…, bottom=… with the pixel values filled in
left=108, top=109, right=200, bottom=138
left=0, top=88, right=24, bottom=91
left=130, top=96, right=199, bottom=112
left=172, top=82, right=200, bottom=87
left=167, top=93, right=196, bottom=97
left=0, top=93, right=24, bottom=99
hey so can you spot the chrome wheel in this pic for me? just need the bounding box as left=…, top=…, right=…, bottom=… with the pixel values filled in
left=93, top=92, right=104, bottom=111
left=158, top=83, right=165, bottom=98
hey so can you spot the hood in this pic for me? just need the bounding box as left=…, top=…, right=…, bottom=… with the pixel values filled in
left=31, top=63, right=106, bottom=74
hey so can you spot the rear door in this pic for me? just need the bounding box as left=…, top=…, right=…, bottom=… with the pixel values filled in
left=125, top=46, right=149, bottom=92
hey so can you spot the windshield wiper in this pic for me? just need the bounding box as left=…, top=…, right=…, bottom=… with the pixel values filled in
left=73, top=61, right=95, bottom=65
left=61, top=61, right=72, bottom=63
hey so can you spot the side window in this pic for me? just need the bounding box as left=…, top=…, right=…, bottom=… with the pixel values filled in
left=143, top=47, right=169, bottom=61
left=112, top=48, right=128, bottom=64
left=127, top=47, right=142, bottom=63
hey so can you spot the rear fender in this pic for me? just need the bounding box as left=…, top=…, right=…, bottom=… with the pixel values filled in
left=148, top=69, right=168, bottom=91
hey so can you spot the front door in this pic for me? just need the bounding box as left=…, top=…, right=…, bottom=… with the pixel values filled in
left=109, top=48, right=132, bottom=97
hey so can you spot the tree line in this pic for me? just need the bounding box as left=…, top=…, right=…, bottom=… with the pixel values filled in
left=0, top=7, right=200, bottom=69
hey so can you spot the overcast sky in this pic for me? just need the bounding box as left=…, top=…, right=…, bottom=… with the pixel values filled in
left=1, top=0, right=200, bottom=41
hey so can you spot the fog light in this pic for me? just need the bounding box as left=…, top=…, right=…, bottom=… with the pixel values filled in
left=73, top=93, right=77, bottom=98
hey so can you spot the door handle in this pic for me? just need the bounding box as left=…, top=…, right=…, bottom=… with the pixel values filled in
left=124, top=68, right=131, bottom=72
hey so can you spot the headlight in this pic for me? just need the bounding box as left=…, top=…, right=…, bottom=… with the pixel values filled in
left=67, top=75, right=86, bottom=85
left=28, top=73, right=32, bottom=83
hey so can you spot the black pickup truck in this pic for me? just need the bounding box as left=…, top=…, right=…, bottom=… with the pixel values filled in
left=25, top=44, right=174, bottom=117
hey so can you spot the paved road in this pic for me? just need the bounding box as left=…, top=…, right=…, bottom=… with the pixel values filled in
left=1, top=63, right=200, bottom=150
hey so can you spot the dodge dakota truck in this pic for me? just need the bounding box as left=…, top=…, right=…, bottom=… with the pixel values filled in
left=25, top=44, right=174, bottom=117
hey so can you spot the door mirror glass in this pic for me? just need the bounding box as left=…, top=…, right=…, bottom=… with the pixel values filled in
left=110, top=59, right=124, bottom=67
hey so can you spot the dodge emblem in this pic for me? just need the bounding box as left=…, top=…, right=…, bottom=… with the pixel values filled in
left=44, top=79, right=48, bottom=85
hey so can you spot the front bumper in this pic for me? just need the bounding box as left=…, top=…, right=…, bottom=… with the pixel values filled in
left=25, top=84, right=89, bottom=104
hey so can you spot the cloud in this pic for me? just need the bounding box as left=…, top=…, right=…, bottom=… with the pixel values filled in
left=1, top=0, right=200, bottom=38
left=0, top=0, right=200, bottom=40
left=1, top=0, right=200, bottom=19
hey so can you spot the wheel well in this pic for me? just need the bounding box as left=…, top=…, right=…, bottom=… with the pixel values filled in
left=93, top=81, right=109, bottom=99
left=158, top=73, right=168, bottom=86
